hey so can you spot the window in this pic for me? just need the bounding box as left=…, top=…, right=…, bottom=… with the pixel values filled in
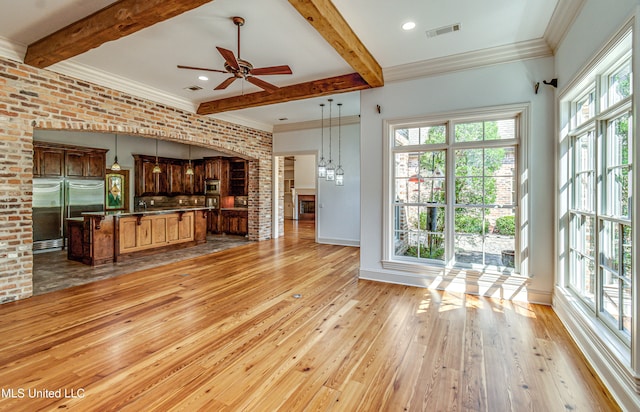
left=563, top=31, right=633, bottom=344
left=386, top=107, right=524, bottom=274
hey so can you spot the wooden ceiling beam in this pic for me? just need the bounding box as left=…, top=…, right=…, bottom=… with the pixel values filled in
left=24, top=0, right=214, bottom=68
left=287, top=0, right=383, bottom=88
left=197, top=73, right=370, bottom=115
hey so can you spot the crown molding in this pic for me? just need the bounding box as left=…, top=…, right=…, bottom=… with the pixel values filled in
left=49, top=60, right=197, bottom=113
left=0, top=36, right=26, bottom=62
left=273, top=114, right=360, bottom=133
left=384, top=38, right=552, bottom=83
left=544, top=0, right=586, bottom=51
left=210, top=112, right=273, bottom=133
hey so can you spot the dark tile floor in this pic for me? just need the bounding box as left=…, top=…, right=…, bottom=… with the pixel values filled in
left=32, top=234, right=253, bottom=295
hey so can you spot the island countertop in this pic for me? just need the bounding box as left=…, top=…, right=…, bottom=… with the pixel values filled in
left=82, top=206, right=214, bottom=217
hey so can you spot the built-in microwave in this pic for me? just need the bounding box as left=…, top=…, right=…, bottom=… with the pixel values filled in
left=205, top=179, right=220, bottom=195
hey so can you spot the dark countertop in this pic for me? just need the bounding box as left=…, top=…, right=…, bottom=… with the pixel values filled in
left=82, top=206, right=214, bottom=217
left=221, top=208, right=249, bottom=212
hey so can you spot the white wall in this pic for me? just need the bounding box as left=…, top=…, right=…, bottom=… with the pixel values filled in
left=359, top=56, right=555, bottom=303
left=33, top=130, right=227, bottom=210
left=274, top=123, right=361, bottom=246
left=293, top=154, right=316, bottom=189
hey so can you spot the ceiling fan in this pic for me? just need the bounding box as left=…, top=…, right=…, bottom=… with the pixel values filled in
left=177, top=16, right=292, bottom=93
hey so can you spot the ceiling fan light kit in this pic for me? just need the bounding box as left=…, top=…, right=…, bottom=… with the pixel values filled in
left=178, top=16, right=292, bottom=93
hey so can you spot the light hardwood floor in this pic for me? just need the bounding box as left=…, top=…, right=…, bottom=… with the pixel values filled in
left=0, top=220, right=618, bottom=411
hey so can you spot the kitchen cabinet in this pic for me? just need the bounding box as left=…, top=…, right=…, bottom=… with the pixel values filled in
left=33, top=146, right=64, bottom=177
left=221, top=209, right=248, bottom=235
left=135, top=155, right=208, bottom=197
left=204, top=157, right=230, bottom=195
left=65, top=149, right=106, bottom=178
left=118, top=211, right=195, bottom=254
left=133, top=154, right=169, bottom=196
left=169, top=161, right=184, bottom=195
left=67, top=219, right=84, bottom=262
left=66, top=215, right=115, bottom=266
left=34, top=142, right=107, bottom=179
left=229, top=159, right=247, bottom=196
left=183, top=160, right=205, bottom=195
left=65, top=150, right=86, bottom=178
left=207, top=210, right=220, bottom=233
left=85, top=151, right=106, bottom=178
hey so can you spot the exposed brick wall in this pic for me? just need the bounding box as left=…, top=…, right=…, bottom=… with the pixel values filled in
left=0, top=57, right=273, bottom=303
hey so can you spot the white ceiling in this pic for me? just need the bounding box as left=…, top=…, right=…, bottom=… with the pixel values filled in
left=0, top=0, right=563, bottom=131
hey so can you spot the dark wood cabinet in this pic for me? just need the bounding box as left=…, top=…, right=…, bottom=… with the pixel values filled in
left=221, top=209, right=248, bottom=235
left=229, top=159, right=248, bottom=196
left=169, top=161, right=184, bottom=195
left=207, top=210, right=220, bottom=233
left=85, top=151, right=106, bottom=178
left=134, top=155, right=158, bottom=196
left=193, top=161, right=204, bottom=195
left=67, top=219, right=85, bottom=262
left=34, top=143, right=106, bottom=179
left=65, top=150, right=86, bottom=177
left=33, top=146, right=64, bottom=177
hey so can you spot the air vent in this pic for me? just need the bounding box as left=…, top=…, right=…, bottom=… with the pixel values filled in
left=426, top=23, right=461, bottom=38
left=184, top=85, right=203, bottom=92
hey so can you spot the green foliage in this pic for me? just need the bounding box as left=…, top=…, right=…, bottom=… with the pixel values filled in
left=404, top=244, right=444, bottom=260
left=454, top=214, right=488, bottom=235
left=494, top=215, right=515, bottom=236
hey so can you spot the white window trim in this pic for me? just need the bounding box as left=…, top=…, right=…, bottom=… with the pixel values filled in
left=382, top=103, right=531, bottom=280
left=554, top=17, right=640, bottom=410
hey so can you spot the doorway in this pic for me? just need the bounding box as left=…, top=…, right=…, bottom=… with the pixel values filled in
left=275, top=154, right=317, bottom=240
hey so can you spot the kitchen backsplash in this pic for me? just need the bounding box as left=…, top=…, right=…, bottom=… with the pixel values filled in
left=134, top=195, right=206, bottom=210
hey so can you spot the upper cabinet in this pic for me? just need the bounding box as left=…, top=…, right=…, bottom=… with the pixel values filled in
left=33, top=146, right=64, bottom=177
left=204, top=157, right=247, bottom=196
left=34, top=142, right=106, bottom=179
left=229, top=159, right=247, bottom=196
left=134, top=155, right=207, bottom=197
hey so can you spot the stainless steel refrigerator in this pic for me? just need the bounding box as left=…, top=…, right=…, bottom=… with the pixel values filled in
left=33, top=178, right=105, bottom=251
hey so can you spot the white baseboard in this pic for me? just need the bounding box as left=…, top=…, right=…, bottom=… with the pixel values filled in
left=358, top=267, right=552, bottom=305
left=317, top=237, right=360, bottom=247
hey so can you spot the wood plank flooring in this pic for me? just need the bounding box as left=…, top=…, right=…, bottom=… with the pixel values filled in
left=0, top=220, right=618, bottom=411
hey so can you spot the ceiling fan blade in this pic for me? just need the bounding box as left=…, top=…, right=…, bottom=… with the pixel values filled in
left=216, top=47, right=239, bottom=71
left=177, top=65, right=228, bottom=74
left=214, top=76, right=237, bottom=90
left=249, top=65, right=293, bottom=76
left=246, top=76, right=279, bottom=93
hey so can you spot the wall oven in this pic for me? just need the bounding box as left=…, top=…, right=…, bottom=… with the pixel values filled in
left=205, top=179, right=220, bottom=195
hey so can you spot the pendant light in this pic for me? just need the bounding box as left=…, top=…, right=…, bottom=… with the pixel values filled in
left=110, top=133, right=121, bottom=171
left=325, top=98, right=335, bottom=181
left=185, top=145, right=194, bottom=176
left=152, top=139, right=161, bottom=174
left=335, top=103, right=344, bottom=186
left=317, top=103, right=327, bottom=178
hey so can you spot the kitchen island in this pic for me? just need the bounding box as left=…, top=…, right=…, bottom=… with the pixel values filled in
left=69, top=207, right=209, bottom=266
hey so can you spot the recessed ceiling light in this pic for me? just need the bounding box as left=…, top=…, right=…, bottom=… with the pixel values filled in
left=198, top=75, right=209, bottom=81
left=402, top=21, right=416, bottom=31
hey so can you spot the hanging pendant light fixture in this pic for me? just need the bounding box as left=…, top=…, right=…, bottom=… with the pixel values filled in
left=335, top=103, right=344, bottom=186
left=152, top=139, right=161, bottom=174
left=326, top=98, right=335, bottom=181
left=110, top=133, right=121, bottom=171
left=185, top=145, right=194, bottom=176
left=317, top=103, right=327, bottom=178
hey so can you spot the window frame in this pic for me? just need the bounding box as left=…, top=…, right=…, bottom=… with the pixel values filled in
left=560, top=32, right=634, bottom=346
left=382, top=104, right=529, bottom=277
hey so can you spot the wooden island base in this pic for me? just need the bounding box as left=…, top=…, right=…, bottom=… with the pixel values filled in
left=68, top=209, right=208, bottom=266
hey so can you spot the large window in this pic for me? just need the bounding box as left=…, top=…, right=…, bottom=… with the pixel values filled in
left=387, top=108, right=523, bottom=274
left=564, top=33, right=633, bottom=344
